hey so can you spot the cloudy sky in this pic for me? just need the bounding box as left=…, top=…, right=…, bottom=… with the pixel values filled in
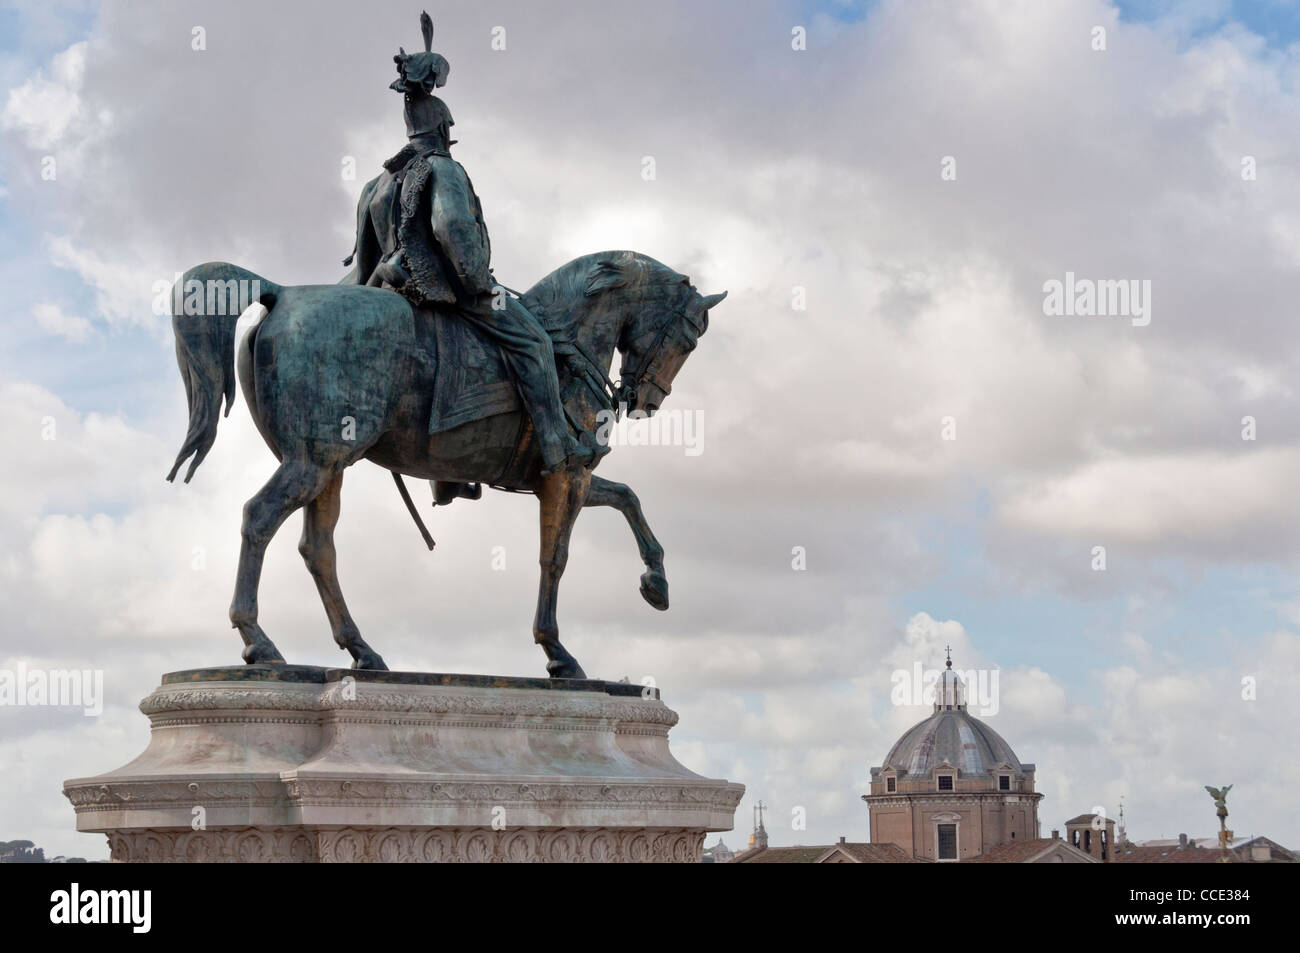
left=3, top=0, right=1300, bottom=860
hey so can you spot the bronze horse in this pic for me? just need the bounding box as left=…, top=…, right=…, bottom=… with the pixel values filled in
left=167, top=250, right=725, bottom=678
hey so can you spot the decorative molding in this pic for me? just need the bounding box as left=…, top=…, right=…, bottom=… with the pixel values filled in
left=104, top=827, right=706, bottom=863
left=67, top=778, right=743, bottom=815
left=138, top=684, right=678, bottom=729
left=139, top=686, right=321, bottom=715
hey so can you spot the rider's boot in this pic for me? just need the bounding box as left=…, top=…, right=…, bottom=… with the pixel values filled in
left=539, top=428, right=610, bottom=476
left=432, top=481, right=482, bottom=505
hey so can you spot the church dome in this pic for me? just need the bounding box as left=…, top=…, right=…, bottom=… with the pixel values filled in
left=881, top=707, right=1026, bottom=779
left=876, top=654, right=1031, bottom=781
left=865, top=654, right=1043, bottom=861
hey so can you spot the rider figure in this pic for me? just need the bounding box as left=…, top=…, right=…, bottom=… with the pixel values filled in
left=342, top=13, right=605, bottom=490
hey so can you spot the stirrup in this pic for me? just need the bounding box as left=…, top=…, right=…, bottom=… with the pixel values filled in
left=432, top=481, right=482, bottom=506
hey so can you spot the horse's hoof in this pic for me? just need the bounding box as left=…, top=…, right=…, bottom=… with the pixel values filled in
left=242, top=642, right=285, bottom=664
left=639, top=571, right=669, bottom=611
left=351, top=651, right=388, bottom=671
left=546, top=658, right=588, bottom=680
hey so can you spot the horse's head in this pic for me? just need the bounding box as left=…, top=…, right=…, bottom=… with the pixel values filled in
left=579, top=254, right=726, bottom=416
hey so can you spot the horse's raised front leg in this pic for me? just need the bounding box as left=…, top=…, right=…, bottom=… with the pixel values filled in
left=534, top=468, right=591, bottom=679
left=299, top=471, right=388, bottom=671
left=230, top=458, right=335, bottom=664
left=585, top=475, right=669, bottom=611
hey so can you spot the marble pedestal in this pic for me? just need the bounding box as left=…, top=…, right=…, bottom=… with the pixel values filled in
left=63, top=666, right=743, bottom=863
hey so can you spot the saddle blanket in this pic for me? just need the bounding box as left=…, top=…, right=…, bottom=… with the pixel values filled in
left=426, top=307, right=522, bottom=434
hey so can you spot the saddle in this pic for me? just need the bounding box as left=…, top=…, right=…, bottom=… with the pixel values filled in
left=425, top=308, right=520, bottom=434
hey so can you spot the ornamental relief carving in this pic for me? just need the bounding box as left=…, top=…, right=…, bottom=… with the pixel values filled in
left=138, top=684, right=679, bottom=729
left=106, top=826, right=706, bottom=863
left=65, top=779, right=285, bottom=807
left=67, top=778, right=745, bottom=813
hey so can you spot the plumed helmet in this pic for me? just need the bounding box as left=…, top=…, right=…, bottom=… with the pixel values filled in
left=391, top=11, right=449, bottom=94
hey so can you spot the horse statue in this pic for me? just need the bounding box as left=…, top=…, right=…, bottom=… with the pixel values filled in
left=166, top=250, right=725, bottom=678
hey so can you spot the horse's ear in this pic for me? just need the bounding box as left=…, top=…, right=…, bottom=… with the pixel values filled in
left=701, top=291, right=727, bottom=309
left=584, top=259, right=626, bottom=296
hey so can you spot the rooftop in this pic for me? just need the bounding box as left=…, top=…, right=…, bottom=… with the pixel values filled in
left=966, top=838, right=1098, bottom=864
left=731, top=842, right=919, bottom=864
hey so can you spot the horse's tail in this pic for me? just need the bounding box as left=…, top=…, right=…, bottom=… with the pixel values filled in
left=166, top=262, right=281, bottom=483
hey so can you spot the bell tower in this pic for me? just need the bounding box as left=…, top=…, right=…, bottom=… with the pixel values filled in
left=1064, top=813, right=1114, bottom=862
left=748, top=801, right=769, bottom=850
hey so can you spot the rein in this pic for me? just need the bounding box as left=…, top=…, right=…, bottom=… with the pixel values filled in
left=498, top=281, right=692, bottom=421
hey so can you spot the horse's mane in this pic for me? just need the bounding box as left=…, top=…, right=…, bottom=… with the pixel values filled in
left=520, top=250, right=684, bottom=338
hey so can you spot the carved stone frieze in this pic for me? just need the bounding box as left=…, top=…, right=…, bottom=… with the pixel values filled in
left=105, top=826, right=705, bottom=863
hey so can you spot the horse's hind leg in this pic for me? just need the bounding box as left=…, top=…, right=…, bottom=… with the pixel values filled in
left=230, top=458, right=336, bottom=664
left=299, top=471, right=388, bottom=671
left=585, top=475, right=669, bottom=610
left=534, top=469, right=591, bottom=679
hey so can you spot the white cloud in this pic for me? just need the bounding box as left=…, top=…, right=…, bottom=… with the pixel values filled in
left=999, top=448, right=1300, bottom=550
left=1, top=41, right=85, bottom=150
left=33, top=301, right=93, bottom=342
left=46, top=235, right=162, bottom=331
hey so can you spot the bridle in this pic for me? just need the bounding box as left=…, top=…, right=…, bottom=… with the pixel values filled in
left=507, top=280, right=699, bottom=421
left=612, top=297, right=699, bottom=415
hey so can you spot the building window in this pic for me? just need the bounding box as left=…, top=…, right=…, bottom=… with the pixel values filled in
left=999, top=775, right=1010, bottom=791
left=938, top=775, right=953, bottom=791
left=886, top=777, right=896, bottom=792
left=938, top=824, right=957, bottom=860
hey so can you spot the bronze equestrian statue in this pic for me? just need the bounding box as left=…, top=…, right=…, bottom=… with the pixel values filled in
left=166, top=14, right=726, bottom=679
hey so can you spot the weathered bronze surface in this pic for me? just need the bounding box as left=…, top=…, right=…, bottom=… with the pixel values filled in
left=1205, top=784, right=1234, bottom=849
left=344, top=11, right=603, bottom=478
left=166, top=14, right=725, bottom=679
left=170, top=256, right=724, bottom=683
left=1205, top=784, right=1232, bottom=819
